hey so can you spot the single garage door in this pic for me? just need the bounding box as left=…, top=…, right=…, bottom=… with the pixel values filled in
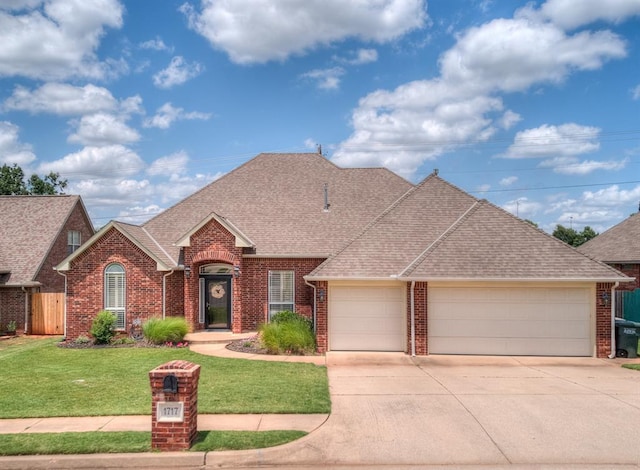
left=428, top=285, right=593, bottom=356
left=329, top=283, right=405, bottom=351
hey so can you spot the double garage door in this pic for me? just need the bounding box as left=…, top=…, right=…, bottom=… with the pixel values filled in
left=328, top=282, right=593, bottom=356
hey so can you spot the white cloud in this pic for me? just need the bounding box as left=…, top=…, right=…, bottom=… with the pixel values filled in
left=143, top=102, right=211, bottom=129
left=333, top=5, right=627, bottom=178
left=4, top=83, right=119, bottom=116
left=335, top=48, right=379, bottom=65
left=551, top=158, right=628, bottom=175
left=39, top=145, right=145, bottom=178
left=503, top=123, right=600, bottom=159
left=632, top=84, right=640, bottom=100
left=147, top=151, right=189, bottom=177
left=180, top=0, right=426, bottom=64
left=0, top=121, right=35, bottom=165
left=582, top=184, right=640, bottom=208
left=301, top=67, right=345, bottom=90
left=139, top=37, right=173, bottom=53
left=68, top=113, right=140, bottom=146
left=477, top=183, right=491, bottom=193
left=152, top=56, right=203, bottom=89
left=503, top=197, right=543, bottom=218
left=536, top=0, right=640, bottom=30
left=0, top=0, right=124, bottom=80
left=500, top=176, right=518, bottom=186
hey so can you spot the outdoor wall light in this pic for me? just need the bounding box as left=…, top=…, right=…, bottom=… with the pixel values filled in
left=601, top=291, right=610, bottom=307
left=318, top=289, right=325, bottom=303
left=234, top=266, right=241, bottom=278
left=184, top=266, right=191, bottom=278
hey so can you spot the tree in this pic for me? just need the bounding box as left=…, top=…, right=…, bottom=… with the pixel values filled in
left=0, top=163, right=67, bottom=195
left=552, top=224, right=598, bottom=247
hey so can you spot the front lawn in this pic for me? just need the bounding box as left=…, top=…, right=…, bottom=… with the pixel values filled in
left=0, top=337, right=330, bottom=418
left=622, top=363, right=640, bottom=371
left=0, top=430, right=306, bottom=456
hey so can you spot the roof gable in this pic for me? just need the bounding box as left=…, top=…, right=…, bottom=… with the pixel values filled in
left=56, top=221, right=174, bottom=272
left=175, top=213, right=255, bottom=248
left=578, top=212, right=640, bottom=263
left=0, top=195, right=87, bottom=285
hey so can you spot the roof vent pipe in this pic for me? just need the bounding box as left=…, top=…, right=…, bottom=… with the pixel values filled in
left=323, top=183, right=330, bottom=212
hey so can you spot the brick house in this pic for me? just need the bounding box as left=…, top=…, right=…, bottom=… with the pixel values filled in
left=0, top=195, right=94, bottom=334
left=57, top=152, right=632, bottom=357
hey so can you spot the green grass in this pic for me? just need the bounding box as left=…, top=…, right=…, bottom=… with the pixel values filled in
left=0, top=431, right=306, bottom=456
left=622, top=364, right=640, bottom=371
left=0, top=337, right=330, bottom=418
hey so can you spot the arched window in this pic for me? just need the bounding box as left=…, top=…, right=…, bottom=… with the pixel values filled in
left=104, top=263, right=126, bottom=330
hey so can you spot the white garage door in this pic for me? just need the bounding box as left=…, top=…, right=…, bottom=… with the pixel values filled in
left=428, top=285, right=593, bottom=356
left=329, top=283, right=405, bottom=351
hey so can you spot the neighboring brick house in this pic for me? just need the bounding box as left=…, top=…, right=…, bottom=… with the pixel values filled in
left=57, top=152, right=632, bottom=357
left=0, top=195, right=94, bottom=334
left=579, top=212, right=640, bottom=292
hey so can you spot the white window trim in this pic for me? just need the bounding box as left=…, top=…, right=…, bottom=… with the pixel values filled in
left=104, top=263, right=126, bottom=330
left=268, top=270, right=295, bottom=320
left=68, top=230, right=81, bottom=254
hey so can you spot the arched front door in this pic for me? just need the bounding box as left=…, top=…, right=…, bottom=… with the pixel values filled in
left=199, top=264, right=233, bottom=330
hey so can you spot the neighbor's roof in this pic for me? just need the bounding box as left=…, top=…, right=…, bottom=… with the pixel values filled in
left=307, top=176, right=631, bottom=283
left=143, top=152, right=413, bottom=260
left=578, top=212, right=640, bottom=263
left=0, top=195, right=83, bottom=285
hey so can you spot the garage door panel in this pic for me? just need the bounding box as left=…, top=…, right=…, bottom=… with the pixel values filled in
left=428, top=286, right=592, bottom=356
left=329, top=284, right=405, bottom=352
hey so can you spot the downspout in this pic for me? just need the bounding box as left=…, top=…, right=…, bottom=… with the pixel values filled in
left=608, top=281, right=620, bottom=359
left=162, top=270, right=175, bottom=319
left=410, top=281, right=416, bottom=357
left=304, top=279, right=317, bottom=332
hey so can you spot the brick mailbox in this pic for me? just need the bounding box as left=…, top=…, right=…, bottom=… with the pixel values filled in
left=149, top=360, right=201, bottom=451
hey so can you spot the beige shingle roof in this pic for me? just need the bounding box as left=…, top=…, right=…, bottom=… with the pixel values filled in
left=578, top=212, right=640, bottom=263
left=0, top=195, right=82, bottom=285
left=144, top=153, right=413, bottom=260
left=308, top=176, right=630, bottom=282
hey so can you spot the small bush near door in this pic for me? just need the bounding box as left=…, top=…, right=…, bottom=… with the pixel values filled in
left=142, top=317, right=189, bottom=345
left=259, top=311, right=316, bottom=355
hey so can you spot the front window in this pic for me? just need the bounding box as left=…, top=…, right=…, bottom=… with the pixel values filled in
left=105, top=263, right=126, bottom=330
left=268, top=270, right=294, bottom=319
left=67, top=230, right=81, bottom=254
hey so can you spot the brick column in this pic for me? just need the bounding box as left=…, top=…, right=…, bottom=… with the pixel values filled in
left=149, top=360, right=201, bottom=451
left=595, top=283, right=614, bottom=358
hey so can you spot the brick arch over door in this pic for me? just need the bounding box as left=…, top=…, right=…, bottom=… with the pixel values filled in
left=191, top=249, right=237, bottom=266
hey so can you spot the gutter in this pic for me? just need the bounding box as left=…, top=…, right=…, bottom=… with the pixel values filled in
left=304, top=279, right=317, bottom=333
left=608, top=281, right=620, bottom=359
left=55, top=269, right=68, bottom=338
left=21, top=286, right=30, bottom=335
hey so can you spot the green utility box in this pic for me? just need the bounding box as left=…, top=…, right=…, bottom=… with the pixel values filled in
left=615, top=318, right=640, bottom=358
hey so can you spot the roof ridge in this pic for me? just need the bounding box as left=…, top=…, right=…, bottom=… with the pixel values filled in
left=399, top=199, right=481, bottom=277
left=310, top=174, right=437, bottom=275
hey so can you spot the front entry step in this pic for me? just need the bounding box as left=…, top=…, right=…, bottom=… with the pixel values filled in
left=184, top=331, right=257, bottom=344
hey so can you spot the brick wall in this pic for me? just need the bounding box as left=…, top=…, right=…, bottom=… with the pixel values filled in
left=0, top=288, right=26, bottom=332
left=314, top=281, right=328, bottom=353
left=36, top=200, right=94, bottom=293
left=406, top=282, right=428, bottom=355
left=596, top=282, right=614, bottom=358
left=611, top=264, right=640, bottom=291
left=65, top=227, right=164, bottom=340
left=241, top=258, right=324, bottom=331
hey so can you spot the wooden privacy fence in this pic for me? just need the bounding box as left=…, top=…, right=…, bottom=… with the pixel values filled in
left=31, top=293, right=64, bottom=335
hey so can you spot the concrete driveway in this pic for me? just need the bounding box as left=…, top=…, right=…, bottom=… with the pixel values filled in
left=215, top=353, right=640, bottom=468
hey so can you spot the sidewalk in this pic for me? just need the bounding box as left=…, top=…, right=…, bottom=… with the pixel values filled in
left=0, top=413, right=328, bottom=434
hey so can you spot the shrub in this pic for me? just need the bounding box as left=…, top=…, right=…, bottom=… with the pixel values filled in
left=74, top=335, right=91, bottom=345
left=90, top=311, right=117, bottom=344
left=142, top=317, right=189, bottom=345
left=259, top=311, right=316, bottom=355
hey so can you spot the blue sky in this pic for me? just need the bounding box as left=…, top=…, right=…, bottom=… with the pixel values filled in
left=1, top=0, right=639, bottom=234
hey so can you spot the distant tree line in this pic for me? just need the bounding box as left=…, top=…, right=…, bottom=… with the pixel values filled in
left=0, top=163, right=67, bottom=195
left=525, top=218, right=597, bottom=247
